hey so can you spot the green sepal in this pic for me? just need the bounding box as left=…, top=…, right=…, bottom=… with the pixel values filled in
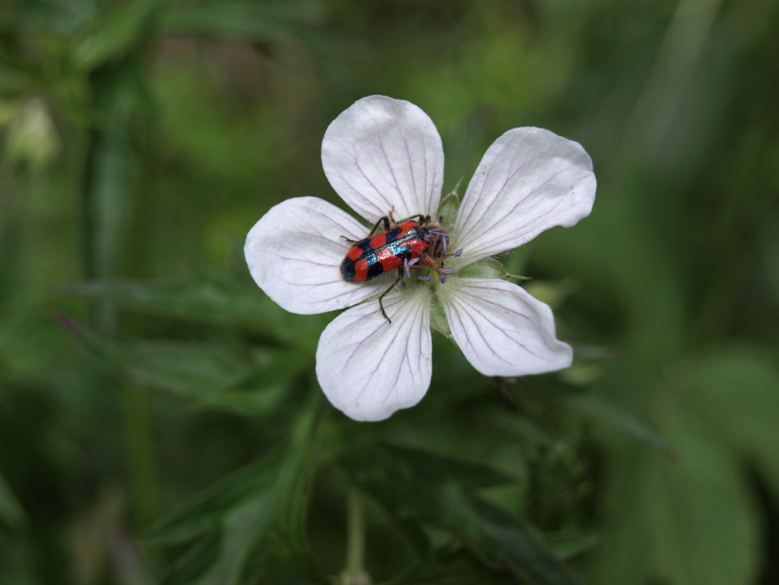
left=437, top=190, right=460, bottom=229
left=457, top=257, right=508, bottom=280
left=429, top=294, right=452, bottom=340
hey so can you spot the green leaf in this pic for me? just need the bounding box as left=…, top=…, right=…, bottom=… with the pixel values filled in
left=648, top=397, right=757, bottom=585
left=383, top=445, right=515, bottom=489
left=196, top=493, right=276, bottom=585
left=591, top=389, right=758, bottom=585
left=0, top=472, right=25, bottom=528
left=525, top=385, right=673, bottom=455
left=145, top=449, right=287, bottom=546
left=268, top=398, right=327, bottom=582
left=682, top=349, right=779, bottom=501
left=71, top=0, right=165, bottom=70
left=161, top=532, right=221, bottom=585
left=545, top=531, right=600, bottom=561
left=562, top=392, right=673, bottom=455
left=479, top=408, right=556, bottom=447
left=467, top=496, right=581, bottom=585
left=64, top=276, right=326, bottom=351
left=61, top=318, right=311, bottom=415
left=158, top=0, right=325, bottom=41
left=342, top=445, right=579, bottom=584
left=148, top=400, right=326, bottom=583
left=230, top=349, right=313, bottom=392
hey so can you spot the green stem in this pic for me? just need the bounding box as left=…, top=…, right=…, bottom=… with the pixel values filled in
left=83, top=56, right=159, bottom=532
left=340, top=486, right=371, bottom=585
left=122, top=385, right=159, bottom=531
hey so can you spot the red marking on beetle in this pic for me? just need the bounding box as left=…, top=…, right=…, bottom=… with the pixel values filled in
left=369, top=232, right=387, bottom=249
left=340, top=213, right=456, bottom=324
left=376, top=247, right=396, bottom=270
left=354, top=258, right=370, bottom=282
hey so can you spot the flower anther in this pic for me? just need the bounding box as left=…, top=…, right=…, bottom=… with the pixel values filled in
left=245, top=96, right=596, bottom=421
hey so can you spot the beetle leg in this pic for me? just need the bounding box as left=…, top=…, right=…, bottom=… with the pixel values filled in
left=368, top=215, right=392, bottom=237
left=378, top=269, right=404, bottom=324
left=340, top=235, right=357, bottom=243
left=395, top=213, right=429, bottom=225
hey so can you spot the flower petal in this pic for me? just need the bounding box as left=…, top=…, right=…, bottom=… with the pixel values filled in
left=244, top=197, right=385, bottom=314
left=437, top=278, right=572, bottom=377
left=315, top=287, right=432, bottom=421
left=452, top=128, right=596, bottom=267
left=322, top=96, right=444, bottom=224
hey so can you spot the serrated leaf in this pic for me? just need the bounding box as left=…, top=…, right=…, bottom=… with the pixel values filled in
left=545, top=531, right=600, bottom=561
left=562, top=392, right=672, bottom=455
left=526, top=385, right=672, bottom=455
left=62, top=318, right=311, bottom=415
left=230, top=349, right=312, bottom=392
left=148, top=400, right=325, bottom=582
left=480, top=408, right=556, bottom=447
left=196, top=494, right=275, bottom=585
left=64, top=318, right=247, bottom=392
left=384, top=445, right=514, bottom=489
left=64, top=277, right=326, bottom=351
left=146, top=449, right=287, bottom=546
left=71, top=0, right=164, bottom=70
left=161, top=532, right=221, bottom=585
left=342, top=445, right=578, bottom=584
left=467, top=496, right=581, bottom=585
left=269, top=398, right=327, bottom=582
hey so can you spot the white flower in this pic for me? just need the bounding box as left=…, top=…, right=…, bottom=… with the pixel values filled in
left=245, top=96, right=596, bottom=422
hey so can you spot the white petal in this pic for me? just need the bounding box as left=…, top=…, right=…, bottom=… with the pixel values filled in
left=452, top=128, right=596, bottom=267
left=315, top=287, right=432, bottom=421
left=437, top=278, right=572, bottom=377
left=244, top=197, right=386, bottom=314
left=321, top=96, right=444, bottom=224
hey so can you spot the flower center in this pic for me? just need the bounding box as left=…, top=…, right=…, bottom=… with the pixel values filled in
left=403, top=227, right=462, bottom=284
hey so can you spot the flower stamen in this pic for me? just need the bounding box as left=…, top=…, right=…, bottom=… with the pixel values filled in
left=403, top=226, right=463, bottom=285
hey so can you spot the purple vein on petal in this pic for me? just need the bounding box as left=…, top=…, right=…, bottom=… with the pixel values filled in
left=455, top=139, right=518, bottom=235
left=396, top=119, right=418, bottom=209
left=421, top=132, right=429, bottom=214
left=456, top=287, right=541, bottom=333
left=338, top=160, right=387, bottom=218
left=454, top=298, right=513, bottom=365
left=456, top=147, right=553, bottom=246
left=464, top=299, right=548, bottom=361
left=373, top=117, right=407, bottom=212
left=471, top=166, right=566, bottom=239
left=468, top=198, right=565, bottom=259
left=288, top=208, right=365, bottom=243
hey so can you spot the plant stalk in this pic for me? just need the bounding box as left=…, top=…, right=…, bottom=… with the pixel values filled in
left=340, top=486, right=371, bottom=585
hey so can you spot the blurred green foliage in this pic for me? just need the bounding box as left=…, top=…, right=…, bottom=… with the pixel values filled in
left=1, top=0, right=778, bottom=584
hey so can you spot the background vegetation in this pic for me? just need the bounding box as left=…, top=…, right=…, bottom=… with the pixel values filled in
left=1, top=0, right=778, bottom=583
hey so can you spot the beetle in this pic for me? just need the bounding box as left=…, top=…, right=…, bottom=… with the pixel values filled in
left=340, top=213, right=434, bottom=324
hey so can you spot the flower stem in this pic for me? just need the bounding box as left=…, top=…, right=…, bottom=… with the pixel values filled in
left=340, top=486, right=371, bottom=585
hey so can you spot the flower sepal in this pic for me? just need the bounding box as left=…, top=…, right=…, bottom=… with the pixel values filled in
left=436, top=189, right=460, bottom=230
left=429, top=295, right=453, bottom=340
left=456, top=257, right=508, bottom=280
